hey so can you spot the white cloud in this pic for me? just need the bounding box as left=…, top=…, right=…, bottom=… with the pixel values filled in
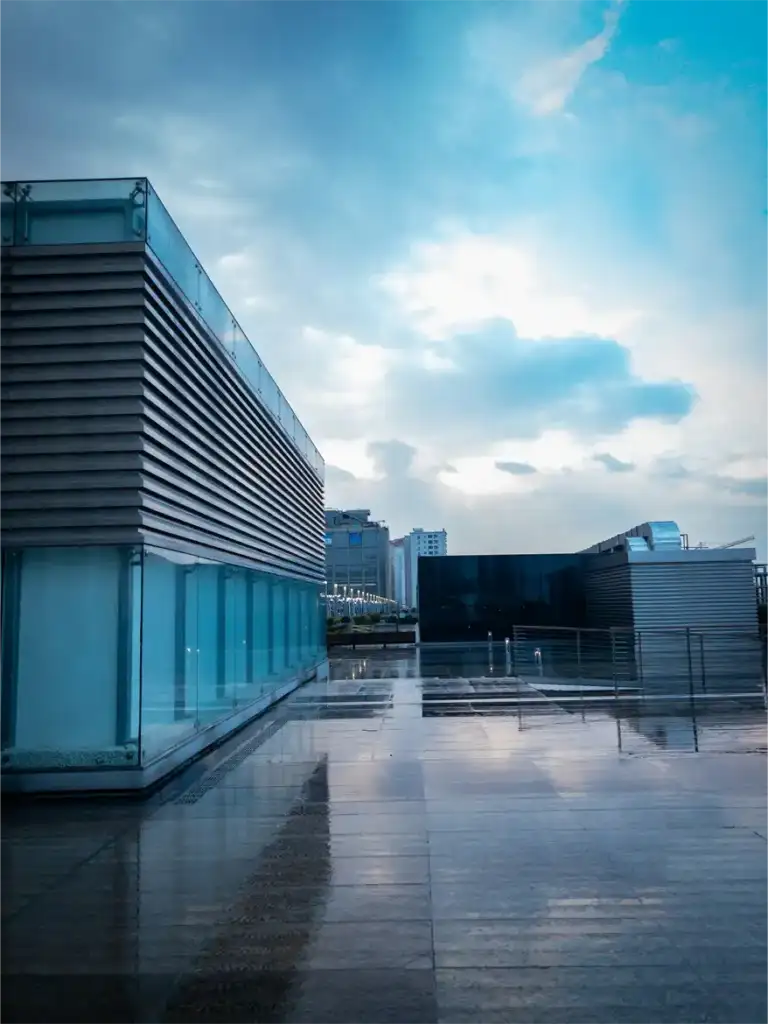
left=514, top=0, right=625, bottom=116
left=379, top=232, right=642, bottom=341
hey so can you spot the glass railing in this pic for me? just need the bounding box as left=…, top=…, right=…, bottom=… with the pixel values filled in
left=1, top=178, right=324, bottom=480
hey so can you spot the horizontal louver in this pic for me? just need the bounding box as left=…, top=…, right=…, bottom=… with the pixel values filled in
left=1, top=243, right=324, bottom=582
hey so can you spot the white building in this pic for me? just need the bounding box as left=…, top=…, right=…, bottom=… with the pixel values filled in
left=389, top=538, right=407, bottom=608
left=400, top=528, right=447, bottom=609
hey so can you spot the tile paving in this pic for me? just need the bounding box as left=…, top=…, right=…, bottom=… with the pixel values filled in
left=2, top=649, right=767, bottom=1023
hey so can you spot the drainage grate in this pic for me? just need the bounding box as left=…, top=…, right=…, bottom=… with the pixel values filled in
left=174, top=717, right=287, bottom=804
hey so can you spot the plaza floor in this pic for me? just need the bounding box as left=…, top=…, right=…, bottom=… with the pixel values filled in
left=2, top=649, right=767, bottom=1023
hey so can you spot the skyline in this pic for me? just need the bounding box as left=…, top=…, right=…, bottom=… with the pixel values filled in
left=2, top=0, right=766, bottom=558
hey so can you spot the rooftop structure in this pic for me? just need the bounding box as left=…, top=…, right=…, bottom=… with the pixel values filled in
left=1, top=178, right=323, bottom=478
left=1, top=177, right=327, bottom=793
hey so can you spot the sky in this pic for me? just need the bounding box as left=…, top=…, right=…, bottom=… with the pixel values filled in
left=2, top=0, right=766, bottom=558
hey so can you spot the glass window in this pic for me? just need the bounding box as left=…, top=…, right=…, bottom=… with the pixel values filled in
left=141, top=550, right=198, bottom=762
left=418, top=553, right=589, bottom=643
left=194, top=563, right=222, bottom=725
left=1, top=546, right=141, bottom=768
left=224, top=567, right=248, bottom=703
left=252, top=571, right=272, bottom=692
left=272, top=580, right=287, bottom=677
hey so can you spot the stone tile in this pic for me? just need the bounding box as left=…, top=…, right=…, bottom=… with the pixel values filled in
left=331, top=855, right=430, bottom=885
left=2, top=651, right=766, bottom=1024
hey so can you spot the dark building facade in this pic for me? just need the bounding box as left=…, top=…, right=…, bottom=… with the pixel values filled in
left=418, top=553, right=588, bottom=644
left=418, top=522, right=759, bottom=644
left=1, top=178, right=327, bottom=791
left=417, top=522, right=762, bottom=694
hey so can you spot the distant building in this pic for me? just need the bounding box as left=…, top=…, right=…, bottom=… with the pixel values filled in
left=389, top=538, right=406, bottom=607
left=417, top=520, right=761, bottom=693
left=325, top=509, right=391, bottom=599
left=401, top=528, right=447, bottom=609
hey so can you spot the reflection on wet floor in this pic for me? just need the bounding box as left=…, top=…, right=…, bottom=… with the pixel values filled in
left=3, top=648, right=766, bottom=1023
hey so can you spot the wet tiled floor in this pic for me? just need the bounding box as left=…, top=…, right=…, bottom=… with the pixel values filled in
left=3, top=649, right=767, bottom=1023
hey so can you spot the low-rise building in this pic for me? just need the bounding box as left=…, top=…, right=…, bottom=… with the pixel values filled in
left=325, top=509, right=390, bottom=599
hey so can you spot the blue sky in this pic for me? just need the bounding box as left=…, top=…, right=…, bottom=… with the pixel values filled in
left=2, top=0, right=766, bottom=556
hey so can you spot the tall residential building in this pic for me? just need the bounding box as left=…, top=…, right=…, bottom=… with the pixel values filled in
left=1, top=177, right=327, bottom=793
left=325, top=509, right=391, bottom=598
left=399, top=528, right=447, bottom=609
left=389, top=537, right=406, bottom=607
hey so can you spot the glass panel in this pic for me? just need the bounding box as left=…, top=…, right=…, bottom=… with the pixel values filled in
left=295, top=424, right=308, bottom=458
left=235, top=568, right=272, bottom=707
left=140, top=551, right=197, bottom=762
left=261, top=369, right=280, bottom=418
left=234, top=328, right=263, bottom=396
left=279, top=394, right=296, bottom=439
left=1, top=182, right=16, bottom=245
left=14, top=178, right=147, bottom=246
left=301, top=586, right=311, bottom=664
left=272, top=580, right=287, bottom=678
left=146, top=185, right=200, bottom=309
left=198, top=271, right=235, bottom=355
left=289, top=582, right=301, bottom=669
left=195, top=564, right=223, bottom=725
left=225, top=567, right=248, bottom=705
left=255, top=573, right=272, bottom=694
left=1, top=546, right=140, bottom=769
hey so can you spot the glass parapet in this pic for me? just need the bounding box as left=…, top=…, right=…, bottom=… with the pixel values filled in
left=1, top=183, right=16, bottom=245
left=144, top=182, right=323, bottom=480
left=1, top=178, right=147, bottom=246
left=1, top=178, right=324, bottom=481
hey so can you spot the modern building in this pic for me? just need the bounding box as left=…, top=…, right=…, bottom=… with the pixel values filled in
left=0, top=177, right=327, bottom=792
left=325, top=509, right=390, bottom=599
left=417, top=521, right=761, bottom=691
left=399, top=528, right=447, bottom=609
left=389, top=538, right=406, bottom=608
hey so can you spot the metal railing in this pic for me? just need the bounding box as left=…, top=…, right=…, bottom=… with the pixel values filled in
left=424, top=624, right=767, bottom=699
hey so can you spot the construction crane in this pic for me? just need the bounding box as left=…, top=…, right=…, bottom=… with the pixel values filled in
left=691, top=535, right=756, bottom=550
left=716, top=535, right=755, bottom=549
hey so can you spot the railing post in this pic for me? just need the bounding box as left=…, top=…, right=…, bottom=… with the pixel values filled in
left=685, top=627, right=694, bottom=699
left=512, top=624, right=518, bottom=676
left=504, top=636, right=511, bottom=676
left=698, top=632, right=706, bottom=693
left=576, top=628, right=582, bottom=679
left=610, top=629, right=618, bottom=699
left=637, top=631, right=644, bottom=690
left=487, top=630, right=493, bottom=673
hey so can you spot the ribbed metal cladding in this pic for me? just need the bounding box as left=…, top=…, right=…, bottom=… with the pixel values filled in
left=630, top=560, right=757, bottom=630
left=583, top=563, right=634, bottom=629
left=1, top=243, right=147, bottom=547
left=1, top=243, right=324, bottom=582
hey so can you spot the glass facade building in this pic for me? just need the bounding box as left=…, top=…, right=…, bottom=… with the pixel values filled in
left=1, top=179, right=326, bottom=790
left=418, top=554, right=589, bottom=643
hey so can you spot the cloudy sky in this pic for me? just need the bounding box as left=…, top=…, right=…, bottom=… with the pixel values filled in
left=3, top=0, right=766, bottom=557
